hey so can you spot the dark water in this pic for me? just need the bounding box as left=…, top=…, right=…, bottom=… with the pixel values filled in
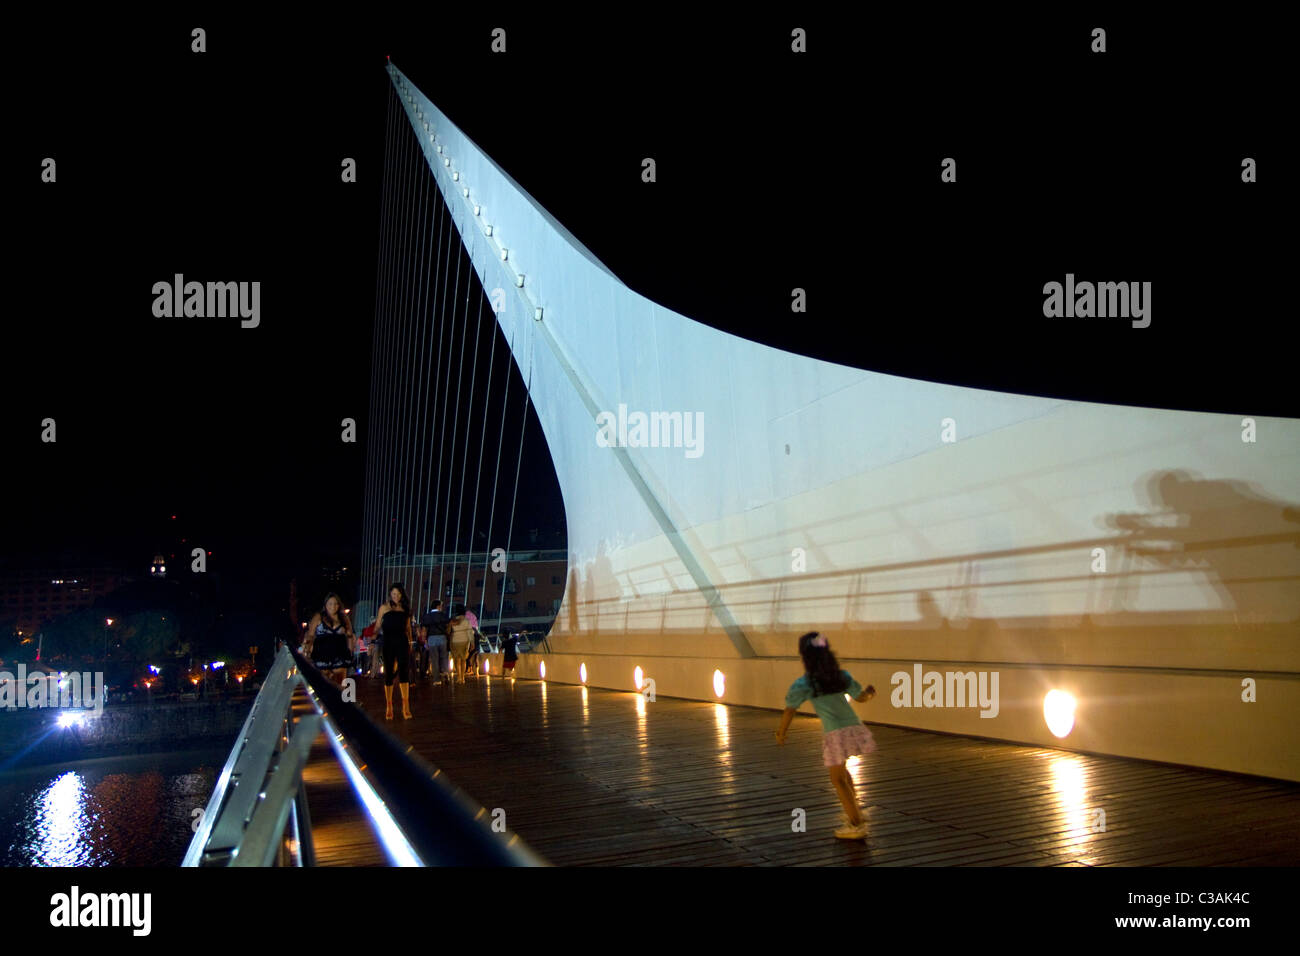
left=0, top=747, right=229, bottom=866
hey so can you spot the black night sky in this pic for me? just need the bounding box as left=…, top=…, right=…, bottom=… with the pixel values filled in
left=5, top=11, right=1289, bottom=620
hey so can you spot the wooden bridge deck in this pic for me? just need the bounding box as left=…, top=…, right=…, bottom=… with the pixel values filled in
left=296, top=672, right=1300, bottom=866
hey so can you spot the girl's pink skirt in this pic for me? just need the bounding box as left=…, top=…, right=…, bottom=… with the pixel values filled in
left=823, top=723, right=877, bottom=767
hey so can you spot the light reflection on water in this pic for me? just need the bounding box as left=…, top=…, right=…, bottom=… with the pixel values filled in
left=0, top=750, right=226, bottom=867
left=38, top=772, right=91, bottom=866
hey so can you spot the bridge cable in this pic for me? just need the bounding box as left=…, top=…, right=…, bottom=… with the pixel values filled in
left=479, top=316, right=520, bottom=625
left=377, top=108, right=417, bottom=612
left=465, top=254, right=499, bottom=626
left=450, top=236, right=484, bottom=612
left=421, top=183, right=453, bottom=608
left=412, top=161, right=448, bottom=610
left=364, top=82, right=398, bottom=609
left=361, top=83, right=396, bottom=613
left=387, top=109, right=424, bottom=610
left=496, top=311, right=536, bottom=637
left=398, top=143, right=434, bottom=599
left=441, top=223, right=474, bottom=608
left=403, top=153, right=432, bottom=605
left=372, top=85, right=411, bottom=613
left=429, top=203, right=461, bottom=606
left=437, top=210, right=468, bottom=605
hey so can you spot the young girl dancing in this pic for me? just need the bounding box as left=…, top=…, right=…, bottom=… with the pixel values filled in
left=775, top=631, right=877, bottom=839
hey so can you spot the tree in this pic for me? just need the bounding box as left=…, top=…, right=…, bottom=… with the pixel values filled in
left=40, top=608, right=104, bottom=661
left=117, top=610, right=178, bottom=660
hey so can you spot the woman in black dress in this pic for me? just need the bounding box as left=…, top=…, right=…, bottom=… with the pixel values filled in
left=303, top=593, right=355, bottom=687
left=373, top=583, right=413, bottom=719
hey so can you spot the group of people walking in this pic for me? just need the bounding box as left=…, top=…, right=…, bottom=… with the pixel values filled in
left=304, top=583, right=490, bottom=720
left=413, top=596, right=479, bottom=684
left=373, top=585, right=489, bottom=718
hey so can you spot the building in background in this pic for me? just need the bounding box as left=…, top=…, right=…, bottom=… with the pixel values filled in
left=374, top=549, right=565, bottom=633
left=1, top=567, right=132, bottom=636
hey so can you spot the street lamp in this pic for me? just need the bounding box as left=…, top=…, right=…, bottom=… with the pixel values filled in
left=103, top=618, right=114, bottom=660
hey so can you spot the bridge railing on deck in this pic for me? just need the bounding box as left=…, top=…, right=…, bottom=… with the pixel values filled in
left=182, top=644, right=544, bottom=867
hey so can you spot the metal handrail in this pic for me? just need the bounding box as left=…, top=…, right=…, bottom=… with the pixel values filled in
left=183, top=647, right=302, bottom=866
left=183, top=645, right=545, bottom=866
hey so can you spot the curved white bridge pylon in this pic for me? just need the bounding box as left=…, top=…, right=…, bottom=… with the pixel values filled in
left=383, top=64, right=1300, bottom=780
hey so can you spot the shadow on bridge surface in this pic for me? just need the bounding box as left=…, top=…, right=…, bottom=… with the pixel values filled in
left=300, top=673, right=1300, bottom=866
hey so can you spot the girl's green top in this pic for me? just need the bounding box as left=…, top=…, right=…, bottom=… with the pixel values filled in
left=785, top=671, right=863, bottom=732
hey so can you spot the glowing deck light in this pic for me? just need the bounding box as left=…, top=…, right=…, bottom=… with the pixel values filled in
left=713, top=669, right=726, bottom=698
left=483, top=659, right=490, bottom=674
left=633, top=666, right=643, bottom=690
left=579, top=662, right=587, bottom=683
left=1044, top=690, right=1077, bottom=738
left=539, top=661, right=546, bottom=679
